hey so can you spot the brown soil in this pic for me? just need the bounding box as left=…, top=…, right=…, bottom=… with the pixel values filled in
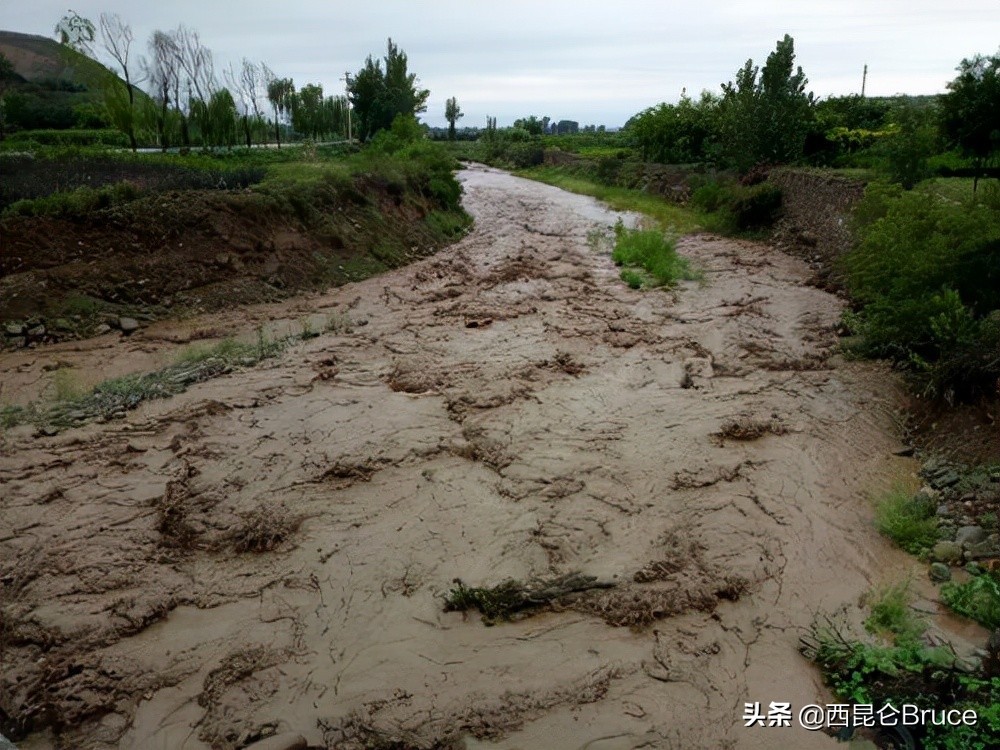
left=0, top=179, right=455, bottom=335
left=1, top=165, right=928, bottom=749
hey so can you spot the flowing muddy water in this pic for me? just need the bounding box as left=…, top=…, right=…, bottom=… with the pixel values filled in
left=2, top=165, right=917, bottom=749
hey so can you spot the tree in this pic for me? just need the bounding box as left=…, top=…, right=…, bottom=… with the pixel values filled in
left=346, top=38, right=429, bottom=141
left=513, top=115, right=544, bottom=136
left=54, top=11, right=95, bottom=54
left=291, top=83, right=324, bottom=139
left=145, top=31, right=180, bottom=151
left=718, top=34, right=815, bottom=171
left=445, top=96, right=463, bottom=140
left=625, top=90, right=720, bottom=164
left=226, top=59, right=265, bottom=148
left=0, top=52, right=15, bottom=140
left=99, top=13, right=142, bottom=151
left=265, top=72, right=294, bottom=147
left=941, top=52, right=1000, bottom=193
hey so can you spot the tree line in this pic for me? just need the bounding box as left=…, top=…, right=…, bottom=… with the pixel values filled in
left=41, top=11, right=435, bottom=152
left=624, top=35, right=1000, bottom=188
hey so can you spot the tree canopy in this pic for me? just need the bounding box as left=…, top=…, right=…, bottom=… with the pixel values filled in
left=940, top=52, right=1000, bottom=190
left=718, top=34, right=815, bottom=171
left=347, top=38, right=428, bottom=141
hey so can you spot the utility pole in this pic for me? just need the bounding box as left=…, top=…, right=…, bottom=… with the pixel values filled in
left=341, top=71, right=352, bottom=142
left=861, top=64, right=868, bottom=97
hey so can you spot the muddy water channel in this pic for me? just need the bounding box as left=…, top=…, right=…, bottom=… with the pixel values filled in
left=2, top=165, right=916, bottom=749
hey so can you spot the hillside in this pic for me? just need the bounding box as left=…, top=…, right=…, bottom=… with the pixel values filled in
left=0, top=30, right=133, bottom=131
left=0, top=30, right=115, bottom=87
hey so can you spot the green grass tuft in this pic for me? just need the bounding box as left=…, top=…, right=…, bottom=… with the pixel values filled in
left=611, top=222, right=700, bottom=288
left=873, top=485, right=940, bottom=554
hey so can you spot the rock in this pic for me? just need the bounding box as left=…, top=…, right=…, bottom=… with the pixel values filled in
left=965, top=540, right=1000, bottom=560
left=957, top=525, right=988, bottom=546
left=243, top=733, right=307, bottom=750
left=4, top=322, right=25, bottom=337
left=936, top=503, right=951, bottom=517
left=929, top=563, right=952, bottom=582
left=26, top=324, right=46, bottom=338
left=931, top=541, right=964, bottom=564
left=94, top=324, right=112, bottom=336
left=0, top=732, right=18, bottom=750
left=117, top=317, right=140, bottom=334
left=935, top=471, right=961, bottom=489
left=8, top=337, right=25, bottom=348
left=892, top=446, right=915, bottom=457
left=53, top=318, right=73, bottom=331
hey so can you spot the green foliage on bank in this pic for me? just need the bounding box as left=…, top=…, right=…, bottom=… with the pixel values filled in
left=842, top=182, right=1000, bottom=401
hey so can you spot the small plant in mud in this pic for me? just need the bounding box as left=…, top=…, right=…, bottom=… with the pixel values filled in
left=610, top=221, right=700, bottom=288
left=225, top=505, right=303, bottom=553
left=620, top=268, right=644, bottom=289
left=862, top=580, right=926, bottom=644
left=324, top=311, right=354, bottom=334
left=444, top=573, right=615, bottom=625
left=873, top=484, right=940, bottom=555
left=713, top=415, right=787, bottom=441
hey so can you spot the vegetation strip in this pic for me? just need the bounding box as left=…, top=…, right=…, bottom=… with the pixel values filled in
left=1, top=323, right=336, bottom=432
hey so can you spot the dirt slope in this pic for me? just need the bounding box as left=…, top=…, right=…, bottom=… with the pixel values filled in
left=1, top=165, right=913, bottom=749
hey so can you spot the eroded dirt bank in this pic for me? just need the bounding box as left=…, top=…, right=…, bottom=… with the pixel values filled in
left=2, top=165, right=912, bottom=749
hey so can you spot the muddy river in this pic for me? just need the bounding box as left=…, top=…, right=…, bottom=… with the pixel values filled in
left=1, top=165, right=917, bottom=749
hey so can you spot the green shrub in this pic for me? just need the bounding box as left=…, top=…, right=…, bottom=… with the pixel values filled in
left=611, top=222, right=699, bottom=287
left=620, top=269, right=644, bottom=288
left=727, top=183, right=783, bottom=229
left=940, top=572, right=1000, bottom=630
left=690, top=180, right=731, bottom=213
left=843, top=184, right=1000, bottom=399
left=4, top=182, right=142, bottom=219
left=864, top=581, right=925, bottom=643
left=873, top=485, right=939, bottom=554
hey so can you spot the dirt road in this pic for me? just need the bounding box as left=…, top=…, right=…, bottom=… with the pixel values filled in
left=2, top=165, right=913, bottom=749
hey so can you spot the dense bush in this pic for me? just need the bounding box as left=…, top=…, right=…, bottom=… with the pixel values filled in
left=4, top=182, right=142, bottom=219
left=843, top=182, right=1000, bottom=399
left=2, top=128, right=130, bottom=148
left=726, top=183, right=783, bottom=230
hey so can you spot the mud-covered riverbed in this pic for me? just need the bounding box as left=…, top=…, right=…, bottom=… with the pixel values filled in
left=1, top=165, right=913, bottom=749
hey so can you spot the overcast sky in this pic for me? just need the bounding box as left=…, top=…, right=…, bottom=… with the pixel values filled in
left=4, top=1, right=999, bottom=127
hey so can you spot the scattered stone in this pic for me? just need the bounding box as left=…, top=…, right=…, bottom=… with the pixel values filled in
left=957, top=525, right=988, bottom=547
left=936, top=503, right=950, bottom=517
left=965, top=540, right=1000, bottom=561
left=929, top=562, right=952, bottom=582
left=243, top=732, right=307, bottom=750
left=4, top=322, right=25, bottom=337
left=53, top=318, right=73, bottom=330
left=94, top=324, right=112, bottom=336
left=935, top=471, right=961, bottom=489
left=26, top=324, right=46, bottom=338
left=8, top=337, right=25, bottom=348
left=118, top=317, right=140, bottom=334
left=892, top=446, right=915, bottom=457
left=930, top=540, right=963, bottom=564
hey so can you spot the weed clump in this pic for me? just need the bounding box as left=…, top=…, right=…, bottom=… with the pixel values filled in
left=941, top=572, right=1000, bottom=630
left=611, top=221, right=699, bottom=288
left=226, top=505, right=302, bottom=553
left=873, top=485, right=940, bottom=554
left=444, top=573, right=614, bottom=625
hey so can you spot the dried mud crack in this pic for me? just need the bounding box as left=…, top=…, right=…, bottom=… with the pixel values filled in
left=0, top=164, right=907, bottom=749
